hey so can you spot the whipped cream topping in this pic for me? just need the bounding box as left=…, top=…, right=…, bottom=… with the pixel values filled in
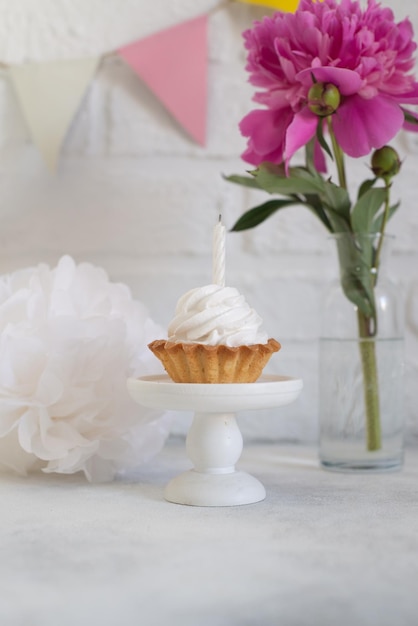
left=167, top=284, right=269, bottom=347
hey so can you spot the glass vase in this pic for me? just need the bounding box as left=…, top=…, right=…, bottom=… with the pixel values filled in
left=318, top=233, right=405, bottom=472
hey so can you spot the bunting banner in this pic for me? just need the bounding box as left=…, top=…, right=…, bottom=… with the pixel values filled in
left=118, top=15, right=208, bottom=146
left=235, top=0, right=299, bottom=10
left=3, top=2, right=292, bottom=170
left=9, top=58, right=99, bottom=171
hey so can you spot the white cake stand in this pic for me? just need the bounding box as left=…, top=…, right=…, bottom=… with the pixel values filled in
left=127, top=374, right=303, bottom=507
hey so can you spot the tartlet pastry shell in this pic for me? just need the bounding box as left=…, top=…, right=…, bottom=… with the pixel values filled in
left=148, top=338, right=281, bottom=384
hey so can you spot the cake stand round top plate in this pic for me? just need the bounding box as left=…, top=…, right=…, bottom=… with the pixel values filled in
left=127, top=374, right=303, bottom=412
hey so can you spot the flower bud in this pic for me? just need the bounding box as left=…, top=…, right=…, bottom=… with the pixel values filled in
left=371, top=146, right=401, bottom=179
left=307, top=83, right=341, bottom=117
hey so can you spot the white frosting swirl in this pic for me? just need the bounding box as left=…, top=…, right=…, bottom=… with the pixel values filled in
left=168, top=284, right=268, bottom=347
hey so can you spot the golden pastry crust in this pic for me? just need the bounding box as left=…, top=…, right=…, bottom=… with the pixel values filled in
left=148, top=338, right=281, bottom=383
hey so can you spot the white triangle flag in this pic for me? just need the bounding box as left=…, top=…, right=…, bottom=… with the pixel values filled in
left=9, top=58, right=99, bottom=171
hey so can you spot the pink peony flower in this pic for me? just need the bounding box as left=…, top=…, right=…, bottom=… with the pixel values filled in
left=240, top=0, right=418, bottom=166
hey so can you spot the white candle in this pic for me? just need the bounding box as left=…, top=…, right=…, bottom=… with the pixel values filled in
left=212, top=215, right=226, bottom=287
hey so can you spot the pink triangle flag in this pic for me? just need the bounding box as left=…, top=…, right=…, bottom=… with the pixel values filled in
left=118, top=15, right=208, bottom=145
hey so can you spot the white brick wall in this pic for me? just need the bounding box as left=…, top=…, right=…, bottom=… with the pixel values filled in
left=0, top=0, right=417, bottom=443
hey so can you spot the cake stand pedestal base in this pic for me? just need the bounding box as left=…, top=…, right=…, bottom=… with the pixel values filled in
left=165, top=410, right=265, bottom=506
left=165, top=470, right=265, bottom=507
left=127, top=374, right=303, bottom=507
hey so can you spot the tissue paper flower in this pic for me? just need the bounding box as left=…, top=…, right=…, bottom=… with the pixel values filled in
left=0, top=256, right=169, bottom=482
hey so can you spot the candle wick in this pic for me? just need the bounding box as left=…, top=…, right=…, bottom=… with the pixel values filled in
left=218, top=214, right=222, bottom=223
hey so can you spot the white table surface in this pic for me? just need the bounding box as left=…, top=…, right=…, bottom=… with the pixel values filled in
left=1, top=441, right=417, bottom=626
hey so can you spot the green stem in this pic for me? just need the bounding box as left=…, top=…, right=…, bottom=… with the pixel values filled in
left=327, top=118, right=389, bottom=452
left=357, top=180, right=391, bottom=451
left=354, top=178, right=392, bottom=453
left=357, top=308, right=381, bottom=451
left=327, top=116, right=347, bottom=190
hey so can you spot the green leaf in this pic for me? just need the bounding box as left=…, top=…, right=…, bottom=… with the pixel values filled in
left=357, top=178, right=377, bottom=199
left=326, top=211, right=352, bottom=234
left=321, top=181, right=351, bottom=220
left=335, top=234, right=377, bottom=318
left=316, top=119, right=333, bottom=160
left=351, top=187, right=386, bottom=233
left=254, top=163, right=325, bottom=196
left=305, top=139, right=316, bottom=175
left=303, top=194, right=334, bottom=232
left=403, top=108, right=418, bottom=125
left=372, top=201, right=400, bottom=232
left=223, top=174, right=262, bottom=190
left=341, top=266, right=376, bottom=318
left=226, top=162, right=353, bottom=234
left=291, top=166, right=324, bottom=184
left=255, top=163, right=352, bottom=229
left=230, top=199, right=299, bottom=231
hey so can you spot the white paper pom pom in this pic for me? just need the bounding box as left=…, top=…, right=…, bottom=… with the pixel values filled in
left=0, top=256, right=170, bottom=482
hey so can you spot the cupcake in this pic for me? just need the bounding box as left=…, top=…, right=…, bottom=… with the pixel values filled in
left=148, top=284, right=280, bottom=383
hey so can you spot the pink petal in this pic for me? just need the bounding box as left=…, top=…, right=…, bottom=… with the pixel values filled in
left=397, top=84, right=418, bottom=104
left=296, top=67, right=363, bottom=96
left=284, top=108, right=317, bottom=166
left=332, top=95, right=404, bottom=157
left=240, top=108, right=293, bottom=165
